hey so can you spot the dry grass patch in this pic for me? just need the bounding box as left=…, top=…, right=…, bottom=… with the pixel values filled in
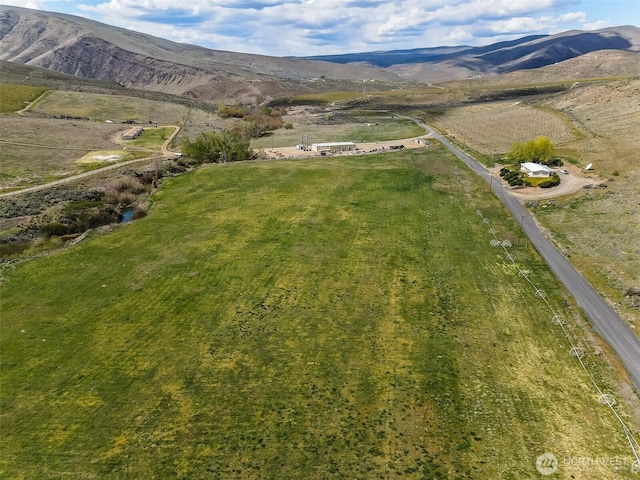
left=528, top=79, right=640, bottom=329
left=75, top=151, right=125, bottom=164
left=0, top=116, right=126, bottom=188
left=541, top=79, right=640, bottom=174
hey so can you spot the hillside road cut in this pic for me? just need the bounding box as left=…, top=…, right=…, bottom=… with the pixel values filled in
left=406, top=116, right=640, bottom=393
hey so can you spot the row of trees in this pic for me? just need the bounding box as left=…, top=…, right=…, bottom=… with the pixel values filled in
left=216, top=104, right=292, bottom=138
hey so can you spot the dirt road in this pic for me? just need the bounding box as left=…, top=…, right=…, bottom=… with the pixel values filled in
left=0, top=125, right=180, bottom=199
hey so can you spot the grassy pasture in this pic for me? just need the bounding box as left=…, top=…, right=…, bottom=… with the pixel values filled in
left=0, top=85, right=49, bottom=114
left=126, top=127, right=174, bottom=150
left=1, top=147, right=637, bottom=479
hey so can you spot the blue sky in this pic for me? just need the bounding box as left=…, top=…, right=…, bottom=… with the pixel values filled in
left=4, top=0, right=639, bottom=56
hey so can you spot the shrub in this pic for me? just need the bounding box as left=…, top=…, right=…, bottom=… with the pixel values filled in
left=104, top=190, right=136, bottom=206
left=137, top=172, right=156, bottom=185
left=0, top=239, right=32, bottom=257
left=217, top=104, right=248, bottom=119
left=543, top=158, right=563, bottom=167
left=80, top=211, right=118, bottom=230
left=131, top=208, right=148, bottom=221
left=181, top=129, right=253, bottom=163
left=41, top=222, right=73, bottom=237
left=539, top=175, right=561, bottom=188
left=163, top=162, right=187, bottom=174
left=109, top=177, right=147, bottom=195
left=0, top=187, right=102, bottom=219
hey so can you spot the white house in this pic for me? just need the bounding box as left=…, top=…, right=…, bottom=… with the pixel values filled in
left=520, top=162, right=554, bottom=177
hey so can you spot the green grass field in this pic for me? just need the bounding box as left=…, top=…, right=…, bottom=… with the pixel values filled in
left=0, top=85, right=48, bottom=113
left=1, top=147, right=636, bottom=479
left=126, top=127, right=174, bottom=150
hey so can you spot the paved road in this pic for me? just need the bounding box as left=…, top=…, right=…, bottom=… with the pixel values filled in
left=415, top=119, right=640, bottom=392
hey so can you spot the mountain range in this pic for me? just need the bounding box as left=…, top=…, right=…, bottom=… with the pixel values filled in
left=1, top=5, right=639, bottom=103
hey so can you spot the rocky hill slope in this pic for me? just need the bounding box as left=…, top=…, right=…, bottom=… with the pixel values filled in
left=2, top=6, right=639, bottom=100
left=0, top=6, right=401, bottom=101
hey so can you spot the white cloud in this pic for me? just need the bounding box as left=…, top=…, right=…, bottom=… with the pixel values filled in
left=3, top=0, right=48, bottom=8
left=583, top=19, right=612, bottom=31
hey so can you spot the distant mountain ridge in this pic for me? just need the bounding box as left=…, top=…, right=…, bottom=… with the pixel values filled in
left=1, top=5, right=639, bottom=99
left=299, top=36, right=548, bottom=68
left=304, top=27, right=640, bottom=81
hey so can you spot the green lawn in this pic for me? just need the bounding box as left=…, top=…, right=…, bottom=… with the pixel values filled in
left=126, top=127, right=173, bottom=150
left=0, top=85, right=48, bottom=113
left=1, top=147, right=636, bottom=479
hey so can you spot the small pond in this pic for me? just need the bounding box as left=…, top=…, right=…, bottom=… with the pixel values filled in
left=120, top=207, right=134, bottom=223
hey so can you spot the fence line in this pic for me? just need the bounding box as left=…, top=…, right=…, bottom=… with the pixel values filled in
left=455, top=169, right=640, bottom=473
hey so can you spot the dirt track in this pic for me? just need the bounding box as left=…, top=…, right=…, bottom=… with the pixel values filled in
left=0, top=125, right=180, bottom=199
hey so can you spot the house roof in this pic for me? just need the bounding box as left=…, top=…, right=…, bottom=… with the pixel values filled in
left=521, top=162, right=553, bottom=173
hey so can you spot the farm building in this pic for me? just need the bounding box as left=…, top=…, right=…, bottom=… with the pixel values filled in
left=520, top=162, right=554, bottom=177
left=311, top=142, right=356, bottom=153
left=122, top=127, right=144, bottom=140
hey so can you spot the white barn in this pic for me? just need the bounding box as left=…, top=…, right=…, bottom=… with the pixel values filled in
left=520, top=162, right=554, bottom=177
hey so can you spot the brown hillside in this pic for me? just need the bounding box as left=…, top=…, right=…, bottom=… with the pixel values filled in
left=0, top=6, right=401, bottom=99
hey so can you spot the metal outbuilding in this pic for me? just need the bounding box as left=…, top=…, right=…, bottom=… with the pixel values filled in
left=311, top=142, right=356, bottom=153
